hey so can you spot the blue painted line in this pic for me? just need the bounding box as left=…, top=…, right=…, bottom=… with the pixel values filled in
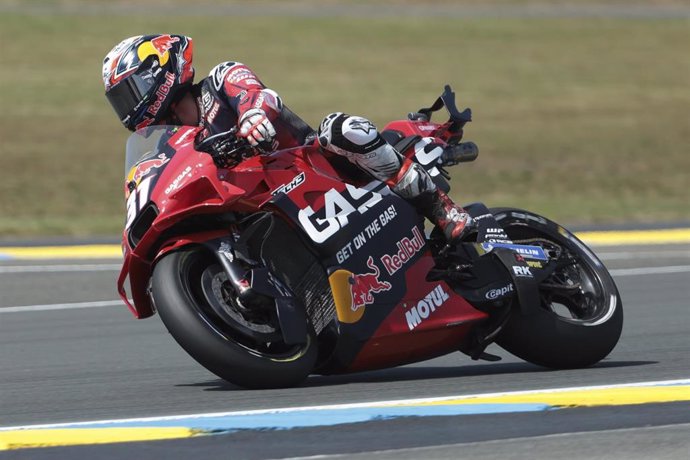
left=4, top=379, right=688, bottom=450
left=35, top=404, right=549, bottom=432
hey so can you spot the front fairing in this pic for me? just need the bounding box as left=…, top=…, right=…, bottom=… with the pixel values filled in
left=117, top=126, right=332, bottom=317
left=120, top=125, right=243, bottom=317
left=123, top=126, right=242, bottom=245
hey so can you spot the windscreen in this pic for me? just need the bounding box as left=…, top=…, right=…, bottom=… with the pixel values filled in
left=124, top=126, right=177, bottom=178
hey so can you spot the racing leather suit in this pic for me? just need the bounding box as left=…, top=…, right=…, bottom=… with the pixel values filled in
left=195, top=61, right=314, bottom=149
left=195, top=62, right=470, bottom=242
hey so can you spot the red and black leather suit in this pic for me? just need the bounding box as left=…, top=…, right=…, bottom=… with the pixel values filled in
left=195, top=62, right=314, bottom=149
left=193, top=61, right=470, bottom=242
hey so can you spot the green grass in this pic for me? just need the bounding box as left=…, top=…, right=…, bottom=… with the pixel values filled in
left=0, top=6, right=688, bottom=238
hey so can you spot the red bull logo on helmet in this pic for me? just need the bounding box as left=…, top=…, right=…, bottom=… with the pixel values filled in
left=104, top=35, right=180, bottom=89
left=136, top=35, right=179, bottom=67
left=150, top=34, right=180, bottom=55
left=147, top=71, right=176, bottom=116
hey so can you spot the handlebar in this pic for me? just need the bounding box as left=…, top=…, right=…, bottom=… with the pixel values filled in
left=195, top=127, right=243, bottom=152
left=441, top=141, right=479, bottom=166
left=196, top=127, right=255, bottom=168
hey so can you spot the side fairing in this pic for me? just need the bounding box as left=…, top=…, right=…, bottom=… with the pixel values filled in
left=270, top=172, right=486, bottom=372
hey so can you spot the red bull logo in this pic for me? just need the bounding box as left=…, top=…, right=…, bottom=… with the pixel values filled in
left=381, top=226, right=425, bottom=276
left=126, top=153, right=169, bottom=187
left=147, top=71, right=176, bottom=116
left=349, top=256, right=392, bottom=311
left=328, top=256, right=392, bottom=324
left=150, top=34, right=180, bottom=55
left=136, top=35, right=179, bottom=67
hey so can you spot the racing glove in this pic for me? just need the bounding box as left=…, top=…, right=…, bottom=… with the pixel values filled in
left=238, top=108, right=278, bottom=154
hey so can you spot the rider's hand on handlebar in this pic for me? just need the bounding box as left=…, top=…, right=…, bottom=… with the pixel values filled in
left=196, top=127, right=253, bottom=169
left=238, top=108, right=278, bottom=154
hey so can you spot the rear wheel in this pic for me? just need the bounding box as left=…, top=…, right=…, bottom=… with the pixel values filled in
left=492, top=208, right=623, bottom=368
left=151, top=248, right=317, bottom=389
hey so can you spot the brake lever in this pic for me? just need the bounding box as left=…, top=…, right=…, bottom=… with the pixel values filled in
left=196, top=127, right=239, bottom=152
left=437, top=165, right=451, bottom=180
left=196, top=127, right=254, bottom=168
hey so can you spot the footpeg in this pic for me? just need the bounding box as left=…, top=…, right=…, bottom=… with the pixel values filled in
left=474, top=351, right=502, bottom=362
left=459, top=343, right=503, bottom=362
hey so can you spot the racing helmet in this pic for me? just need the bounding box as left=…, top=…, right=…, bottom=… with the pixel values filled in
left=103, top=34, right=194, bottom=131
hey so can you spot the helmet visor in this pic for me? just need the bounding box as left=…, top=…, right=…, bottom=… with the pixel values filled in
left=107, top=75, right=154, bottom=121
left=105, top=57, right=163, bottom=121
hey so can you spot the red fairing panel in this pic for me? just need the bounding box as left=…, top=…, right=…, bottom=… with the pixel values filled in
left=347, top=252, right=488, bottom=371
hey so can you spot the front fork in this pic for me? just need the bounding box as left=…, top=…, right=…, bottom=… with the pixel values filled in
left=200, top=236, right=309, bottom=345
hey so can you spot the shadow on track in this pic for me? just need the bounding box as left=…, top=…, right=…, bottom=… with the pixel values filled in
left=176, top=360, right=656, bottom=391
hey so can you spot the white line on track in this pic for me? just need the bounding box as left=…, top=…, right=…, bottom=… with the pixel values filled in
left=0, top=264, right=120, bottom=273
left=1, top=378, right=688, bottom=431
left=0, top=266, right=688, bottom=314
left=609, top=265, right=690, bottom=276
left=0, top=300, right=123, bottom=313
left=596, top=249, right=690, bottom=260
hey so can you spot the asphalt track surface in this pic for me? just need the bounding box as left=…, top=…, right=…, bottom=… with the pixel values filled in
left=1, top=241, right=689, bottom=458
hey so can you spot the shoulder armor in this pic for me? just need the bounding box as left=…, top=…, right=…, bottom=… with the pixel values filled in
left=209, top=61, right=242, bottom=91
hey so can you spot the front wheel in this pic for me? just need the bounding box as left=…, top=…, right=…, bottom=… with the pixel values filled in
left=150, top=248, right=317, bottom=389
left=492, top=208, right=623, bottom=369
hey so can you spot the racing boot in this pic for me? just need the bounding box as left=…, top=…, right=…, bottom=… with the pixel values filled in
left=317, top=112, right=471, bottom=243
left=389, top=161, right=471, bottom=243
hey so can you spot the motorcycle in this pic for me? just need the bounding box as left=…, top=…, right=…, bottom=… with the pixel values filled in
left=118, top=85, right=623, bottom=389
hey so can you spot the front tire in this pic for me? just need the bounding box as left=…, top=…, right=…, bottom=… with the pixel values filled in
left=492, top=208, right=623, bottom=369
left=151, top=248, right=317, bottom=389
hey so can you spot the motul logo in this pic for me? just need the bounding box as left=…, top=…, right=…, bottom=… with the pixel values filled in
left=405, top=285, right=450, bottom=331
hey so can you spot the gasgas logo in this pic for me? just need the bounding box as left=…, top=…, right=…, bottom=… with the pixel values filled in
left=165, top=166, right=192, bottom=194
left=405, top=285, right=450, bottom=331
left=298, top=182, right=388, bottom=244
left=328, top=256, right=391, bottom=324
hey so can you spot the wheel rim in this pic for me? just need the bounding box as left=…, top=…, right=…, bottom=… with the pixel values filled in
left=178, top=250, right=311, bottom=362
left=505, top=225, right=618, bottom=326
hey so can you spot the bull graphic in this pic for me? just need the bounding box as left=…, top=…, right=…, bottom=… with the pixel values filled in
left=349, top=256, right=392, bottom=311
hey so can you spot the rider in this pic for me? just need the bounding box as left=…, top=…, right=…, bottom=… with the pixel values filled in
left=103, top=34, right=470, bottom=242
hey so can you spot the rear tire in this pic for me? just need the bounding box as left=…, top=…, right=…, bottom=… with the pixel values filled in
left=492, top=208, right=623, bottom=368
left=151, top=248, right=317, bottom=389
